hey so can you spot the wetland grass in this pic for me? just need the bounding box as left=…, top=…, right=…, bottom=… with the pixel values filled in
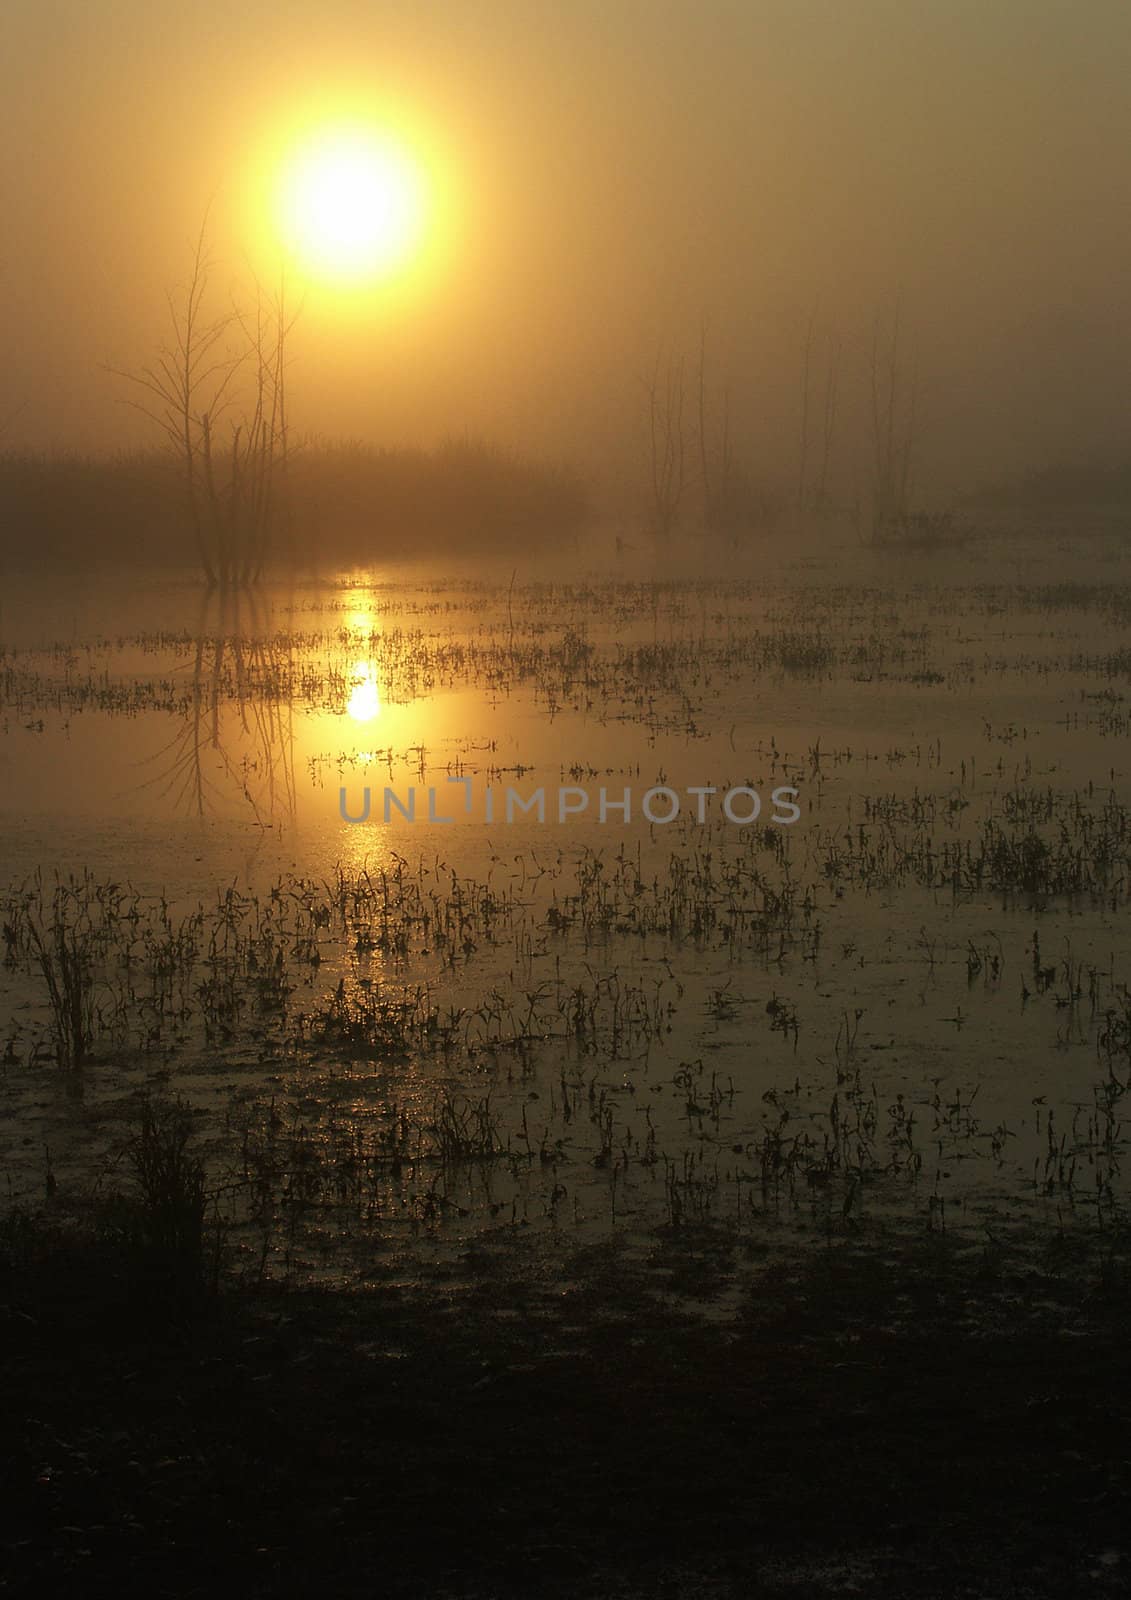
left=4, top=588, right=1131, bottom=1249
left=123, top=1096, right=213, bottom=1306
left=6, top=561, right=1131, bottom=1593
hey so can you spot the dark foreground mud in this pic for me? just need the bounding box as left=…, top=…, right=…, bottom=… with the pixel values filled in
left=3, top=1214, right=1130, bottom=1598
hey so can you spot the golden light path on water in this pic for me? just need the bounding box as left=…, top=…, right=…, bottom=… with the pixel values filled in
left=344, top=587, right=381, bottom=724
left=347, top=665, right=381, bottom=723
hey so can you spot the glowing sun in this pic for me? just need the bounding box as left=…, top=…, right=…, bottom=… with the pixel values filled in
left=278, top=130, right=425, bottom=283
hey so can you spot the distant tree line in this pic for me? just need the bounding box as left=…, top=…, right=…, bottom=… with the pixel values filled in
left=0, top=437, right=589, bottom=571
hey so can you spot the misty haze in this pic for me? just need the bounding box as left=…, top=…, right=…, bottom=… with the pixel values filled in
left=3, top=5, right=1131, bottom=1598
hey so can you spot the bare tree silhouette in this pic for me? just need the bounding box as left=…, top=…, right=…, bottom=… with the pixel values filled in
left=644, top=349, right=686, bottom=542
left=797, top=313, right=841, bottom=518
left=111, top=215, right=299, bottom=585
left=867, top=302, right=917, bottom=542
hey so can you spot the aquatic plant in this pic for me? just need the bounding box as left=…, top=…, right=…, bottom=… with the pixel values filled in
left=125, top=1096, right=211, bottom=1303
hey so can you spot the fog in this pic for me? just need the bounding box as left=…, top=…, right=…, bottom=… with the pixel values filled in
left=7, top=9, right=1131, bottom=1586
left=5, top=0, right=1131, bottom=503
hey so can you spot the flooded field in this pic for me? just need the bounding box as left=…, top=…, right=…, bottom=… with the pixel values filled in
left=4, top=528, right=1131, bottom=1292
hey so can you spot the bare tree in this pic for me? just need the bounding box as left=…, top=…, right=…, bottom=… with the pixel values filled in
left=797, top=315, right=842, bottom=517
left=645, top=350, right=686, bottom=542
left=868, top=302, right=917, bottom=541
left=111, top=215, right=299, bottom=585
left=691, top=325, right=779, bottom=544
left=697, top=319, right=711, bottom=511
left=696, top=319, right=740, bottom=532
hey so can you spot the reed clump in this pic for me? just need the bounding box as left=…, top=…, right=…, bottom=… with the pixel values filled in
left=124, top=1096, right=211, bottom=1306
left=6, top=871, right=131, bottom=1071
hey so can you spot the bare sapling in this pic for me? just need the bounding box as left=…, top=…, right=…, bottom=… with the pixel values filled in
left=112, top=215, right=299, bottom=584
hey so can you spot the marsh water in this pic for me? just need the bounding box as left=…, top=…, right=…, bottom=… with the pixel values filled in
left=4, top=526, right=1131, bottom=1290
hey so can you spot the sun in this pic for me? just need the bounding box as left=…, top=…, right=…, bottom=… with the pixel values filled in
left=278, top=129, right=425, bottom=283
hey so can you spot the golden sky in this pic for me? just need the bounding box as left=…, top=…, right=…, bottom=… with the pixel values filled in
left=4, top=0, right=1131, bottom=492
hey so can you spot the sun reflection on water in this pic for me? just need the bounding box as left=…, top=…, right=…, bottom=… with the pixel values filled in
left=347, top=662, right=381, bottom=722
